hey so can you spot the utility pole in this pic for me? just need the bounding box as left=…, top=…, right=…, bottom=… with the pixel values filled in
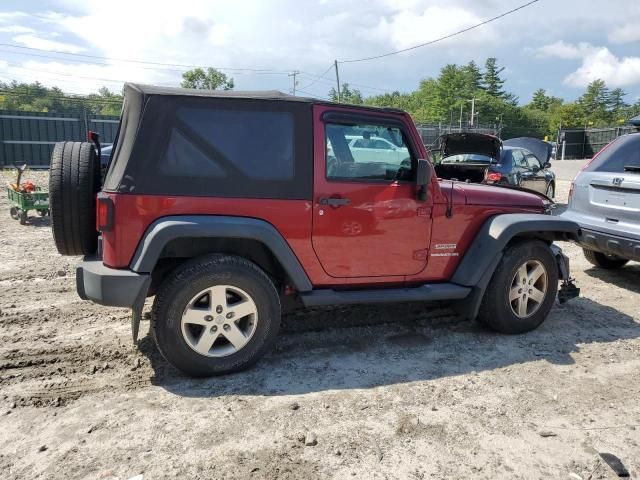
left=334, top=60, right=341, bottom=102
left=458, top=104, right=463, bottom=131
left=468, top=98, right=477, bottom=127
left=288, top=70, right=300, bottom=95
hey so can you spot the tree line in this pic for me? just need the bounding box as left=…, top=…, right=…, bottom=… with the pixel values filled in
left=1, top=60, right=638, bottom=139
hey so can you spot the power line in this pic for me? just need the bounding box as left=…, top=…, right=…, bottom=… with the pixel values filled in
left=296, top=64, right=335, bottom=91
left=0, top=42, right=294, bottom=74
left=339, top=0, right=540, bottom=63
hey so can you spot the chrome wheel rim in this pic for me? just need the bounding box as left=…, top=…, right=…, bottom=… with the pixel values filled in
left=508, top=260, right=548, bottom=319
left=181, top=285, right=258, bottom=357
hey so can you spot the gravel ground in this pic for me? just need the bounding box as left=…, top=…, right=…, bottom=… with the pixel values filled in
left=1, top=167, right=639, bottom=480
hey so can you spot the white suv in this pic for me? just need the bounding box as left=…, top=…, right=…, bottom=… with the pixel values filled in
left=562, top=132, right=640, bottom=268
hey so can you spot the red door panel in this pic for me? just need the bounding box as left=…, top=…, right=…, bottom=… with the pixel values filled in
left=311, top=105, right=432, bottom=278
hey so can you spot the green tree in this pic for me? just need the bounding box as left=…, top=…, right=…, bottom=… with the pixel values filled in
left=181, top=67, right=234, bottom=90
left=328, top=83, right=363, bottom=104
left=577, top=79, right=610, bottom=125
left=482, top=57, right=506, bottom=98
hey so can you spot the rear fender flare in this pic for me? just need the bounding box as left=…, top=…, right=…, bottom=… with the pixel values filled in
left=451, top=214, right=580, bottom=319
left=130, top=215, right=313, bottom=292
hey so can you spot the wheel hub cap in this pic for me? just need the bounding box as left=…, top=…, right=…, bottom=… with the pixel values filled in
left=181, top=285, right=258, bottom=358
left=508, top=260, right=548, bottom=319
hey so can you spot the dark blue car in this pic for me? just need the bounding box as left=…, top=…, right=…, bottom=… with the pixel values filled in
left=434, top=133, right=556, bottom=198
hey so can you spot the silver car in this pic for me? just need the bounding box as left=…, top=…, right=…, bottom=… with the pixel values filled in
left=562, top=132, right=640, bottom=268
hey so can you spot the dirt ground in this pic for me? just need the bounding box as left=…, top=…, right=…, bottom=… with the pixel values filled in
left=1, top=165, right=639, bottom=480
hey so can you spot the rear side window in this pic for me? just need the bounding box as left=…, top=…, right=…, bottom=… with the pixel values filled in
left=161, top=108, right=294, bottom=181
left=113, top=96, right=313, bottom=199
left=585, top=134, right=640, bottom=174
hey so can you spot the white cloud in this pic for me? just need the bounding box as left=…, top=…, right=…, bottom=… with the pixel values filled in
left=535, top=41, right=595, bottom=60
left=12, top=34, right=86, bottom=54
left=0, top=26, right=35, bottom=34
left=0, top=12, right=27, bottom=24
left=373, top=5, right=497, bottom=52
left=564, top=47, right=640, bottom=88
left=608, top=22, right=640, bottom=44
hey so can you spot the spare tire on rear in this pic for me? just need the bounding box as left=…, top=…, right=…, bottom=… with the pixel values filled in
left=49, top=141, right=100, bottom=256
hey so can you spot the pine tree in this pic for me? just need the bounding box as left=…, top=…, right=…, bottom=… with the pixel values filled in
left=482, top=57, right=506, bottom=98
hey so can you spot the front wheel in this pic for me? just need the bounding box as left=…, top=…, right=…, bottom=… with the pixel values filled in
left=545, top=182, right=555, bottom=198
left=151, top=254, right=281, bottom=377
left=478, top=240, right=558, bottom=334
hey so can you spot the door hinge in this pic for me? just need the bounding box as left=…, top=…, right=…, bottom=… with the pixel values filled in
left=413, top=249, right=429, bottom=261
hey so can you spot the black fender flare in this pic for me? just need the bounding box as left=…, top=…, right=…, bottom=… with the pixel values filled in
left=130, top=215, right=313, bottom=292
left=450, top=214, right=580, bottom=319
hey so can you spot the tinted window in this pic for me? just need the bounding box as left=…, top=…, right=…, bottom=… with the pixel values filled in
left=326, top=123, right=414, bottom=182
left=160, top=107, right=294, bottom=181
left=586, top=134, right=640, bottom=174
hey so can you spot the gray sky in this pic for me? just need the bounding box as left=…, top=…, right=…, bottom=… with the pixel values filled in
left=0, top=0, right=639, bottom=103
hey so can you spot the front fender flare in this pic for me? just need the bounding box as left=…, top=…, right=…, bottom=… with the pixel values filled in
left=451, top=214, right=580, bottom=319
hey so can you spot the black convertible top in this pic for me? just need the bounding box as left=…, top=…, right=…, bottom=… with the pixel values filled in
left=125, top=83, right=316, bottom=103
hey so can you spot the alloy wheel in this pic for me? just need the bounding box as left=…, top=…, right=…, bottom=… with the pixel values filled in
left=181, top=285, right=258, bottom=357
left=508, top=260, right=548, bottom=318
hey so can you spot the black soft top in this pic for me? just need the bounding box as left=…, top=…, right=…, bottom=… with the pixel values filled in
left=124, top=83, right=317, bottom=103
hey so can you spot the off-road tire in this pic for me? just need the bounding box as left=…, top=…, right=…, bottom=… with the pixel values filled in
left=9, top=207, right=18, bottom=220
left=151, top=254, right=281, bottom=377
left=583, top=249, right=628, bottom=269
left=49, top=141, right=100, bottom=256
left=478, top=240, right=558, bottom=334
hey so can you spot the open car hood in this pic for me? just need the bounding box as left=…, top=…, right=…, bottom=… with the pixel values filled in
left=503, top=137, right=552, bottom=164
left=441, top=133, right=501, bottom=160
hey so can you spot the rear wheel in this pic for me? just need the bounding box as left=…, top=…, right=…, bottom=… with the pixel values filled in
left=9, top=207, right=18, bottom=220
left=49, top=141, right=100, bottom=256
left=151, top=254, right=281, bottom=377
left=583, top=249, right=628, bottom=269
left=478, top=240, right=558, bottom=334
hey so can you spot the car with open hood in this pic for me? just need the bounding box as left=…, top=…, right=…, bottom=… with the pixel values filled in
left=434, top=133, right=556, bottom=197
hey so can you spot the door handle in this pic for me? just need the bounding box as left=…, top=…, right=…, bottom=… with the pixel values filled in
left=319, top=197, right=350, bottom=207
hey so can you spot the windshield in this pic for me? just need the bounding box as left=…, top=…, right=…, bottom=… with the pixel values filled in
left=441, top=153, right=494, bottom=163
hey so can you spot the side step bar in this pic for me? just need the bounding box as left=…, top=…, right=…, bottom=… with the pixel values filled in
left=299, top=283, right=471, bottom=307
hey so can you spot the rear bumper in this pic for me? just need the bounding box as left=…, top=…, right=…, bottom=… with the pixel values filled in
left=76, top=256, right=150, bottom=307
left=577, top=228, right=640, bottom=262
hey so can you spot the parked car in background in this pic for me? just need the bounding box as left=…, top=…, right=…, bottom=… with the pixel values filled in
left=434, top=133, right=556, bottom=197
left=100, top=144, right=112, bottom=169
left=562, top=132, right=640, bottom=268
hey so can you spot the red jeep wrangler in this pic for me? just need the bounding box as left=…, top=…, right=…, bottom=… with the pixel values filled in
left=49, top=84, right=579, bottom=377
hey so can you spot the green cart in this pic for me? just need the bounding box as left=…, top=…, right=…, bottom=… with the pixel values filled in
left=6, top=165, right=49, bottom=225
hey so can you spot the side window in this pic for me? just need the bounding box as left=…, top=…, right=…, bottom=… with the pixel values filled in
left=525, top=153, right=541, bottom=170
left=511, top=149, right=525, bottom=168
left=325, top=123, right=414, bottom=182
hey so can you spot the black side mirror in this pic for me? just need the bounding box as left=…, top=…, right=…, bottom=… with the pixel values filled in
left=532, top=165, right=540, bottom=173
left=416, top=159, right=432, bottom=201
left=543, top=162, right=552, bottom=169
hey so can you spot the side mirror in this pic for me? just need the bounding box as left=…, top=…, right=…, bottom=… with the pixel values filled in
left=532, top=165, right=540, bottom=173
left=416, top=159, right=432, bottom=201
left=543, top=162, right=552, bottom=169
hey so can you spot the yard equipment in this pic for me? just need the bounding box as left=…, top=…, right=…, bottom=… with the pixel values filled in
left=7, top=164, right=50, bottom=225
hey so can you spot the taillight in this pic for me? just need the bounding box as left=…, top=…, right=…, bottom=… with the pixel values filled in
left=96, top=193, right=113, bottom=232
left=485, top=171, right=502, bottom=182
